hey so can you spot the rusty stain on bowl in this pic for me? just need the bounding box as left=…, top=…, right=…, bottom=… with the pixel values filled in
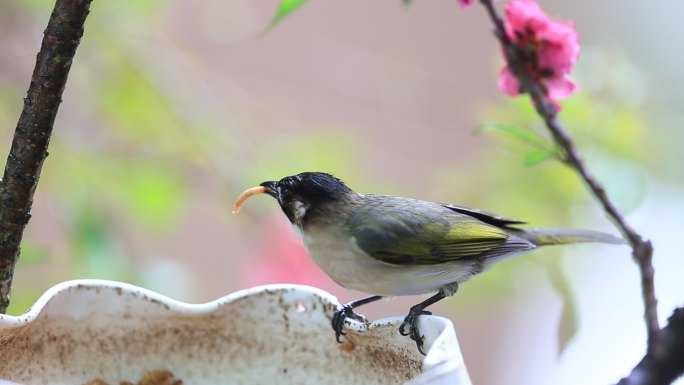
left=0, top=280, right=471, bottom=385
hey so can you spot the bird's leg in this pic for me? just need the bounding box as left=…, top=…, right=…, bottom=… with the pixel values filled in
left=332, top=295, right=384, bottom=343
left=399, top=284, right=456, bottom=355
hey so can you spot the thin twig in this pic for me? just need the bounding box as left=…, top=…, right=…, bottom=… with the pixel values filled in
left=0, top=0, right=93, bottom=313
left=478, top=0, right=659, bottom=341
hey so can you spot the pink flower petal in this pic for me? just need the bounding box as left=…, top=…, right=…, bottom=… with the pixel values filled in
left=499, top=0, right=580, bottom=102
left=538, top=43, right=576, bottom=75
left=457, top=0, right=474, bottom=9
left=498, top=66, right=522, bottom=96
left=504, top=0, right=549, bottom=40
left=545, top=76, right=578, bottom=100
left=537, top=22, right=580, bottom=74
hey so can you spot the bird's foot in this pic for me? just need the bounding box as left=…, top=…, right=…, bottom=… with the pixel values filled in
left=399, top=305, right=432, bottom=355
left=332, top=305, right=368, bottom=343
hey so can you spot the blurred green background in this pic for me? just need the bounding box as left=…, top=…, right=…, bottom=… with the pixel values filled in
left=1, top=1, right=683, bottom=384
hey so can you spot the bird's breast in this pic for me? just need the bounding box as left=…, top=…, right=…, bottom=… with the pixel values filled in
left=297, top=225, right=480, bottom=296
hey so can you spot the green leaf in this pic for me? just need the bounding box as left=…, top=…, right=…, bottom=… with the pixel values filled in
left=476, top=122, right=552, bottom=150
left=545, top=258, right=579, bottom=356
left=477, top=122, right=562, bottom=165
left=523, top=148, right=556, bottom=166
left=264, top=0, right=309, bottom=34
left=402, top=0, right=414, bottom=6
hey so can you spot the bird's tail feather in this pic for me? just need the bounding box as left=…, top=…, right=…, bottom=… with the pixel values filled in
left=513, top=228, right=626, bottom=246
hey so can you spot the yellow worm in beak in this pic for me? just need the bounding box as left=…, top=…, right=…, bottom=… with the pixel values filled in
left=232, top=186, right=270, bottom=214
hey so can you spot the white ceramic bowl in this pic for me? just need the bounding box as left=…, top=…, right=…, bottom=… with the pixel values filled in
left=0, top=280, right=470, bottom=385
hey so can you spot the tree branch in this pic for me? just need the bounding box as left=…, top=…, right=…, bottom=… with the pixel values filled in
left=0, top=0, right=93, bottom=313
left=616, top=307, right=684, bottom=385
left=478, top=0, right=659, bottom=342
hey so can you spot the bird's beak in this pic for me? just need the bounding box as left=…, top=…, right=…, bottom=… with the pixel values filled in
left=232, top=181, right=278, bottom=214
left=259, top=181, right=279, bottom=199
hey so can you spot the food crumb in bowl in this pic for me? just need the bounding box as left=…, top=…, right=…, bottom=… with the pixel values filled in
left=138, top=370, right=182, bottom=385
left=339, top=340, right=355, bottom=352
left=82, top=370, right=182, bottom=385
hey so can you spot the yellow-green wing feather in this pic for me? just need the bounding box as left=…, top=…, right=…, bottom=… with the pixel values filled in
left=350, top=196, right=534, bottom=266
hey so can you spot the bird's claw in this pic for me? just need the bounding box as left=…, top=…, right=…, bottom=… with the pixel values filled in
left=331, top=305, right=368, bottom=343
left=399, top=307, right=432, bottom=355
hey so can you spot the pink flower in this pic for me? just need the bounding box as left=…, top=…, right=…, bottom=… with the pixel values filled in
left=239, top=216, right=340, bottom=292
left=498, top=0, right=580, bottom=108
left=457, top=0, right=474, bottom=9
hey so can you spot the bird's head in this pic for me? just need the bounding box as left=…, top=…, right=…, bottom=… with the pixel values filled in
left=233, top=172, right=353, bottom=226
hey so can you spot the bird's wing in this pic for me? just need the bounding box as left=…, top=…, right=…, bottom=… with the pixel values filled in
left=442, top=204, right=526, bottom=227
left=350, top=202, right=533, bottom=266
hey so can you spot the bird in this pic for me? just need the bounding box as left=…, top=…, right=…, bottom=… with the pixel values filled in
left=232, top=172, right=624, bottom=354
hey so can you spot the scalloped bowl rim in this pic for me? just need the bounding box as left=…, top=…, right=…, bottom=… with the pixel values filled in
left=0, top=279, right=471, bottom=385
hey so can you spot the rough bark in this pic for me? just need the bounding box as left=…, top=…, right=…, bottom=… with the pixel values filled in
left=0, top=0, right=93, bottom=313
left=616, top=308, right=684, bottom=385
